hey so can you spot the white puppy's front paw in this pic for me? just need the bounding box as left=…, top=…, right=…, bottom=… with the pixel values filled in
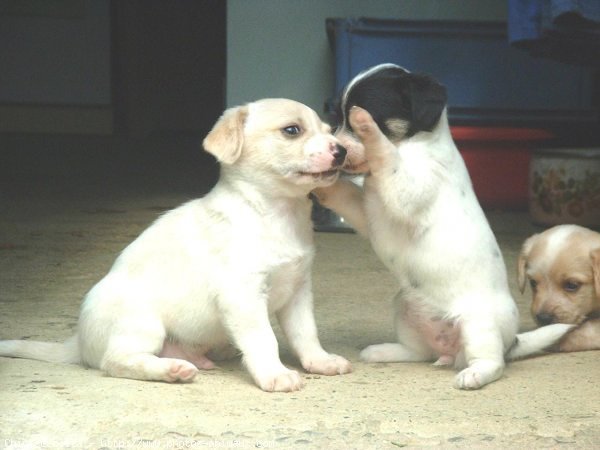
left=303, top=353, right=352, bottom=376
left=311, top=186, right=335, bottom=208
left=257, top=369, right=304, bottom=393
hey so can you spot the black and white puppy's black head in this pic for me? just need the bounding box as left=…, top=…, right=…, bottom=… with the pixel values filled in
left=336, top=63, right=447, bottom=173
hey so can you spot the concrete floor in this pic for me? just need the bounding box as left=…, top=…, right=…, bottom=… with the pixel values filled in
left=1, top=173, right=599, bottom=449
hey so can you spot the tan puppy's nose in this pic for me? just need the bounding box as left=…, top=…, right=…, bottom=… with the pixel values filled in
left=535, top=312, right=555, bottom=326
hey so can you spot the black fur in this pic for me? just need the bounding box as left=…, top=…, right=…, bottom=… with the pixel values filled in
left=344, top=66, right=447, bottom=139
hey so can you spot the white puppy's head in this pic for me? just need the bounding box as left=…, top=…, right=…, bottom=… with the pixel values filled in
left=518, top=225, right=600, bottom=325
left=334, top=64, right=447, bottom=173
left=203, top=99, right=346, bottom=194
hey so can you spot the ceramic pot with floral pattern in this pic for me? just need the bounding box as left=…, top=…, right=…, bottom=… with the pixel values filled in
left=529, top=148, right=600, bottom=227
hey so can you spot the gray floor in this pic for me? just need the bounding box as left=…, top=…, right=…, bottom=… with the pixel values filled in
left=1, top=173, right=599, bottom=449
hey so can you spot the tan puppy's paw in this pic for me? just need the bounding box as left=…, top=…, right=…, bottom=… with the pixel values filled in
left=555, top=319, right=600, bottom=352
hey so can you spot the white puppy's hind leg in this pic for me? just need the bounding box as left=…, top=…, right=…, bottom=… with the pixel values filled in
left=455, top=318, right=505, bottom=390
left=362, top=292, right=435, bottom=363
left=103, top=353, right=198, bottom=382
left=159, top=341, right=216, bottom=370
left=360, top=342, right=432, bottom=363
left=101, top=334, right=199, bottom=383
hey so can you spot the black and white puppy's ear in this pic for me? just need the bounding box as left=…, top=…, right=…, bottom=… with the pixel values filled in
left=407, top=73, right=447, bottom=135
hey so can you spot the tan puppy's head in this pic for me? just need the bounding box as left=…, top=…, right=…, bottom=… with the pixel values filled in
left=518, top=225, right=600, bottom=325
left=203, top=99, right=346, bottom=193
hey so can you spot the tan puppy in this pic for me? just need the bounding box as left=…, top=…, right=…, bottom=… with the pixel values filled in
left=518, top=224, right=600, bottom=351
left=0, top=99, right=352, bottom=392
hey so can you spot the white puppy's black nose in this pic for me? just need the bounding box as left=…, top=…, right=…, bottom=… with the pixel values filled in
left=535, top=312, right=555, bottom=326
left=333, top=144, right=347, bottom=166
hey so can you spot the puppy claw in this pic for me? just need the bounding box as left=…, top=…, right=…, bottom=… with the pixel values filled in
left=303, top=353, right=352, bottom=376
left=258, top=370, right=304, bottom=392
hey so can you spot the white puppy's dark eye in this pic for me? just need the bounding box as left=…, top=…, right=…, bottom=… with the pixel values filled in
left=563, top=280, right=581, bottom=293
left=282, top=125, right=302, bottom=137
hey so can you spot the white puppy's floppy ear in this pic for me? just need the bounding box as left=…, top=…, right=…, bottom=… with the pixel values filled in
left=517, top=234, right=538, bottom=293
left=203, top=105, right=248, bottom=164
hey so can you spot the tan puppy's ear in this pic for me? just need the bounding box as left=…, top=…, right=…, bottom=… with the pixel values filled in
left=590, top=248, right=600, bottom=304
left=518, top=234, right=537, bottom=293
left=203, top=105, right=248, bottom=164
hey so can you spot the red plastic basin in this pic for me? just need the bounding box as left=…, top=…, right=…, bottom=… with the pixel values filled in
left=451, top=126, right=554, bottom=209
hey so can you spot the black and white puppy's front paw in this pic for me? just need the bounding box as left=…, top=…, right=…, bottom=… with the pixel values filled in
left=349, top=106, right=383, bottom=142
left=348, top=107, right=396, bottom=171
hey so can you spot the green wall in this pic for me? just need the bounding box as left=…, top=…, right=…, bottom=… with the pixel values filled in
left=227, top=0, right=507, bottom=114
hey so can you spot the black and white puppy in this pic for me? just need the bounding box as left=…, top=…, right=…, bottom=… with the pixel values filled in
left=314, top=64, right=573, bottom=389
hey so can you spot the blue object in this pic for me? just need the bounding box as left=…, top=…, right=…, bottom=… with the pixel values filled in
left=326, top=18, right=597, bottom=125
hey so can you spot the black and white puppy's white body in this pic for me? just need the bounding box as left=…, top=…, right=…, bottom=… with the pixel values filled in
left=315, top=64, right=573, bottom=389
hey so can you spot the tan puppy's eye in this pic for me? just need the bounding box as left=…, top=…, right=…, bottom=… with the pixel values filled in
left=529, top=279, right=538, bottom=291
left=563, top=280, right=581, bottom=293
left=282, top=125, right=302, bottom=137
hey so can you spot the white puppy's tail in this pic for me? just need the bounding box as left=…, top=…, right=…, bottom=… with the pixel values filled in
left=0, top=335, right=81, bottom=364
left=506, top=323, right=574, bottom=360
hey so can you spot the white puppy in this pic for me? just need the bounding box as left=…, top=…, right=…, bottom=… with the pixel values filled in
left=0, top=98, right=352, bottom=392
left=314, top=64, right=572, bottom=389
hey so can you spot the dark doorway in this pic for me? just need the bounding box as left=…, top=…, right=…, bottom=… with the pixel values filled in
left=1, top=0, right=226, bottom=202
left=112, top=0, right=226, bottom=138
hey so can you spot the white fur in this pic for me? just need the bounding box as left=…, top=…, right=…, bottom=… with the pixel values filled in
left=0, top=98, right=352, bottom=392
left=316, top=96, right=571, bottom=389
